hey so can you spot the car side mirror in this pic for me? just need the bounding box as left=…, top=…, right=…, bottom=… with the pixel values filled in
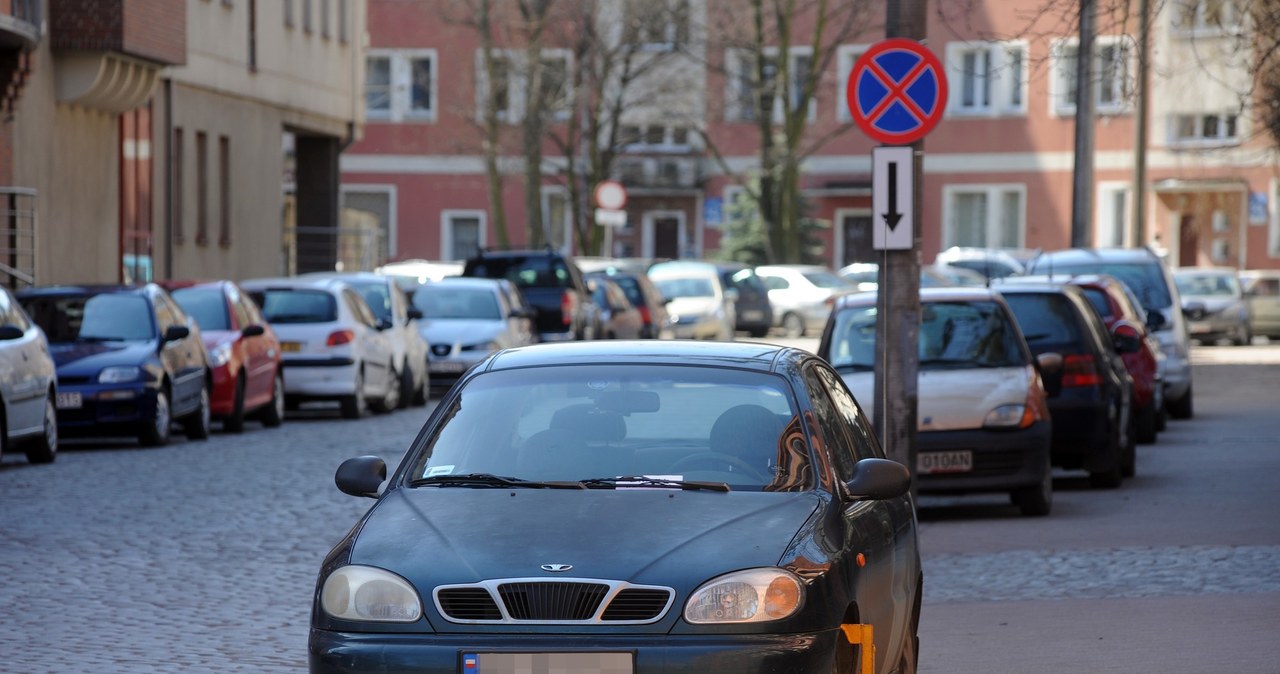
left=1111, top=323, right=1143, bottom=354
left=0, top=324, right=24, bottom=341
left=163, top=325, right=190, bottom=342
left=407, top=308, right=424, bottom=320
left=376, top=317, right=394, bottom=331
left=845, top=458, right=911, bottom=500
left=1145, top=310, right=1166, bottom=331
left=335, top=455, right=387, bottom=499
left=241, top=324, right=266, bottom=338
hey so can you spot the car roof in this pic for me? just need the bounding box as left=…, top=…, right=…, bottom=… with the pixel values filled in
left=1171, top=267, right=1237, bottom=276
left=833, top=286, right=1000, bottom=309
left=300, top=271, right=388, bottom=284
left=16, top=284, right=147, bottom=298
left=991, top=279, right=1081, bottom=295
left=1029, top=247, right=1160, bottom=265
left=428, top=277, right=507, bottom=291
left=239, top=277, right=349, bottom=292
left=482, top=340, right=799, bottom=374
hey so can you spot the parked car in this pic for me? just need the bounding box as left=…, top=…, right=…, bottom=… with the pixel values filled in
left=311, top=341, right=920, bottom=674
left=1240, top=270, right=1280, bottom=340
left=586, top=274, right=645, bottom=339
left=0, top=287, right=58, bottom=464
left=837, top=262, right=986, bottom=292
left=1025, top=247, right=1194, bottom=420
left=572, top=256, right=658, bottom=277
left=18, top=284, right=211, bottom=447
left=376, top=259, right=463, bottom=289
left=582, top=268, right=670, bottom=339
left=1172, top=267, right=1252, bottom=346
left=412, top=277, right=538, bottom=396
left=994, top=281, right=1134, bottom=487
left=714, top=263, right=774, bottom=338
left=241, top=278, right=398, bottom=419
left=162, top=280, right=285, bottom=433
left=462, top=249, right=593, bottom=342
left=934, top=247, right=1027, bottom=281
left=820, top=287, right=1054, bottom=516
left=302, top=272, right=429, bottom=407
left=755, top=264, right=855, bottom=338
left=647, top=261, right=737, bottom=340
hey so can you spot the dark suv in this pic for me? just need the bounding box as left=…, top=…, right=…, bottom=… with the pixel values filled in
left=462, top=249, right=592, bottom=342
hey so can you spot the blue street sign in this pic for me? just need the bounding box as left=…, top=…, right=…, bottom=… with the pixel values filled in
left=847, top=39, right=948, bottom=145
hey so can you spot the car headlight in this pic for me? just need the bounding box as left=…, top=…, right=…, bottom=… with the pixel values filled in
left=208, top=342, right=233, bottom=367
left=98, top=366, right=142, bottom=383
left=684, top=568, right=803, bottom=624
left=984, top=404, right=1028, bottom=429
left=320, top=565, right=422, bottom=623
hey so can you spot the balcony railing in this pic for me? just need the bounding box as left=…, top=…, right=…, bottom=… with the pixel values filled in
left=283, top=225, right=385, bottom=276
left=1, top=187, right=37, bottom=289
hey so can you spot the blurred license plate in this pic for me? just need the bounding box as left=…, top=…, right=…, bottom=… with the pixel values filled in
left=1189, top=324, right=1212, bottom=334
left=56, top=392, right=82, bottom=409
left=742, top=310, right=764, bottom=321
left=918, top=451, right=972, bottom=474
left=460, top=652, right=632, bottom=673
left=281, top=342, right=302, bottom=352
left=430, top=361, right=467, bottom=373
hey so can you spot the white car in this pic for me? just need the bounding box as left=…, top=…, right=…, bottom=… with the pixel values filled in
left=934, top=247, right=1027, bottom=281
left=755, top=264, right=856, bottom=337
left=647, top=262, right=736, bottom=341
left=241, top=278, right=397, bottom=418
left=0, top=287, right=58, bottom=464
left=411, top=278, right=537, bottom=395
left=301, top=272, right=430, bottom=406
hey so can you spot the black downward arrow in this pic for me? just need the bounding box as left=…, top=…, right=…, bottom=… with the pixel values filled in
left=883, top=161, right=903, bottom=231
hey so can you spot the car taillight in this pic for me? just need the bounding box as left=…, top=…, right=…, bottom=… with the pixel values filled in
left=1061, top=353, right=1100, bottom=388
left=638, top=305, right=652, bottom=325
left=561, top=290, right=575, bottom=326
left=326, top=330, right=355, bottom=347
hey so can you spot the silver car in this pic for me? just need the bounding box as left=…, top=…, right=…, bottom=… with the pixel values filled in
left=755, top=264, right=856, bottom=337
left=0, top=287, right=58, bottom=464
left=412, top=278, right=537, bottom=394
left=1173, top=268, right=1252, bottom=346
left=1240, top=271, right=1280, bottom=340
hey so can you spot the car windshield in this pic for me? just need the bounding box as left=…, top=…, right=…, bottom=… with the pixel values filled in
left=407, top=364, right=810, bottom=491
left=1030, top=261, right=1173, bottom=310
left=1174, top=273, right=1240, bottom=297
left=1002, top=293, right=1083, bottom=346
left=252, top=290, right=338, bottom=323
left=826, top=300, right=1027, bottom=371
left=466, top=256, right=572, bottom=289
left=801, top=270, right=853, bottom=289
left=351, top=282, right=393, bottom=322
left=413, top=285, right=501, bottom=320
left=171, top=288, right=230, bottom=331
left=653, top=276, right=714, bottom=299
left=23, top=294, right=156, bottom=343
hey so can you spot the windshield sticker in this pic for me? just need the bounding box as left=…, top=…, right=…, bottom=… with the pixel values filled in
left=424, top=465, right=455, bottom=478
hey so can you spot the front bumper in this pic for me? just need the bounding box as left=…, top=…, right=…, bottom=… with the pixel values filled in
left=55, top=383, right=159, bottom=437
left=309, top=629, right=844, bottom=674
left=916, top=421, right=1051, bottom=494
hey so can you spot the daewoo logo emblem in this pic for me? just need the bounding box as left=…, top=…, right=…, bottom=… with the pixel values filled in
left=541, top=564, right=573, bottom=572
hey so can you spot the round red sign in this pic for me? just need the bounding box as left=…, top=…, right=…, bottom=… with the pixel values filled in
left=846, top=38, right=948, bottom=146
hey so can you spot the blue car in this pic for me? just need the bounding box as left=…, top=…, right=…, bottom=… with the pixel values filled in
left=17, top=284, right=211, bottom=447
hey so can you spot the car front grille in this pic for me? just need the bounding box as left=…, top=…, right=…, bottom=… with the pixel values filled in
left=434, top=579, right=674, bottom=624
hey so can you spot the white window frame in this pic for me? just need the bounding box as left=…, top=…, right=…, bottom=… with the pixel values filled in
left=1050, top=36, right=1134, bottom=117
left=618, top=123, right=696, bottom=153
left=1269, top=178, right=1280, bottom=257
left=832, top=207, right=874, bottom=269
left=836, top=44, right=871, bottom=122
left=945, top=40, right=1027, bottom=117
left=626, top=0, right=690, bottom=51
left=1095, top=182, right=1131, bottom=248
left=1171, top=0, right=1246, bottom=37
left=641, top=209, right=690, bottom=259
left=540, top=185, right=573, bottom=255
left=725, top=46, right=816, bottom=123
left=941, top=183, right=1027, bottom=249
left=366, top=49, right=439, bottom=122
left=1167, top=111, right=1242, bottom=148
left=341, top=184, right=398, bottom=257
left=441, top=209, right=487, bottom=262
left=475, top=48, right=573, bottom=124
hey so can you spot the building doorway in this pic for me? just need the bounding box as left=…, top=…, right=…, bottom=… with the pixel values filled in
left=838, top=210, right=874, bottom=266
left=643, top=211, right=685, bottom=260
left=1179, top=214, right=1198, bottom=268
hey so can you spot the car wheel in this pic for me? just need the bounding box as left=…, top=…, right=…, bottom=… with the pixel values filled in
left=748, top=326, right=770, bottom=338
left=1168, top=384, right=1193, bottom=420
left=894, top=620, right=919, bottom=674
left=412, top=366, right=429, bottom=407
left=24, top=393, right=58, bottom=464
left=1135, top=399, right=1158, bottom=444
left=341, top=368, right=365, bottom=419
left=1012, top=468, right=1053, bottom=517
left=224, top=375, right=247, bottom=433
left=1233, top=324, right=1252, bottom=346
left=782, top=312, right=805, bottom=338
left=370, top=363, right=400, bottom=414
left=139, top=387, right=172, bottom=447
left=259, top=372, right=285, bottom=427
left=1088, top=419, right=1123, bottom=489
left=183, top=385, right=212, bottom=440
left=397, top=362, right=415, bottom=410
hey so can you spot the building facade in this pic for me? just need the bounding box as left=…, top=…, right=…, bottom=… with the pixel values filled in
left=341, top=0, right=1280, bottom=271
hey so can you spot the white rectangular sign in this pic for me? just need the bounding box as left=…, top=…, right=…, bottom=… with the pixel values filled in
left=595, top=208, right=627, bottom=227
left=872, top=146, right=914, bottom=250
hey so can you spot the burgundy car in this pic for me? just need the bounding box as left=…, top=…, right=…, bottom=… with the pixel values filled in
left=162, top=280, right=285, bottom=432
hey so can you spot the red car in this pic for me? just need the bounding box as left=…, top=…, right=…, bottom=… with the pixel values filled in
left=161, top=280, right=285, bottom=432
left=1065, top=275, right=1162, bottom=447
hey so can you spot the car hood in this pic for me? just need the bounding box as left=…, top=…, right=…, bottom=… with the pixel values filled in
left=420, top=319, right=504, bottom=346
left=842, top=365, right=1031, bottom=431
left=350, top=489, right=820, bottom=587
left=49, top=341, right=156, bottom=375
left=666, top=297, right=720, bottom=319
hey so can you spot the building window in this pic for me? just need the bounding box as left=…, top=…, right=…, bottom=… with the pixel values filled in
left=623, top=0, right=690, bottom=50
left=943, top=184, right=1026, bottom=249
left=342, top=187, right=397, bottom=259
left=302, top=0, right=312, bottom=33
left=1096, top=184, right=1130, bottom=248
left=172, top=127, right=184, bottom=245
left=618, top=124, right=694, bottom=151
left=1172, top=0, right=1244, bottom=35
left=836, top=44, right=870, bottom=121
left=1051, top=36, right=1133, bottom=116
left=196, top=132, right=209, bottom=246
left=442, top=210, right=486, bottom=261
left=366, top=51, right=438, bottom=122
left=320, top=0, right=330, bottom=38
left=726, top=47, right=815, bottom=123
left=1169, top=112, right=1240, bottom=146
left=476, top=49, right=571, bottom=123
left=541, top=187, right=571, bottom=253
left=946, top=41, right=1027, bottom=116
left=219, top=136, right=231, bottom=248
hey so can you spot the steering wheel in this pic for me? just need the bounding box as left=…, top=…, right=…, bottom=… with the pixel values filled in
left=669, top=452, right=769, bottom=482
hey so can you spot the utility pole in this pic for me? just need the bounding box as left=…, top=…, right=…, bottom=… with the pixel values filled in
left=1070, top=0, right=1097, bottom=248
left=1131, top=0, right=1151, bottom=247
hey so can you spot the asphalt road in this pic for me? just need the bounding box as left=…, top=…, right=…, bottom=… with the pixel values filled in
left=1, top=340, right=1277, bottom=673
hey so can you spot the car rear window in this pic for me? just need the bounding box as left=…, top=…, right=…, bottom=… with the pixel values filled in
left=414, top=285, right=501, bottom=320
left=1078, top=287, right=1115, bottom=321
left=171, top=287, right=230, bottom=331
left=465, top=256, right=572, bottom=289
left=1029, top=261, right=1172, bottom=310
left=653, top=276, right=714, bottom=299
left=1002, top=292, right=1083, bottom=347
left=607, top=276, right=645, bottom=307
left=22, top=294, right=156, bottom=343
left=349, top=282, right=393, bottom=322
left=251, top=290, right=338, bottom=323
left=825, top=300, right=1027, bottom=371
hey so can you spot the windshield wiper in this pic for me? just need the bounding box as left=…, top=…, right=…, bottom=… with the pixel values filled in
left=409, top=473, right=585, bottom=489
left=579, top=476, right=730, bottom=492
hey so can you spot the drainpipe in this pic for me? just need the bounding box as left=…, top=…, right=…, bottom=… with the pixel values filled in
left=163, top=77, right=174, bottom=280
left=1131, top=0, right=1151, bottom=247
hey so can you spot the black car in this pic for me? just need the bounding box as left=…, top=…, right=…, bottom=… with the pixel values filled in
left=995, top=282, right=1134, bottom=488
left=715, top=263, right=774, bottom=337
left=461, top=249, right=593, bottom=342
left=17, top=284, right=211, bottom=447
left=310, top=341, right=921, bottom=674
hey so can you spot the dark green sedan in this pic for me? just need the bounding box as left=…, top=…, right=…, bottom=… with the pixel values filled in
left=310, top=340, right=921, bottom=674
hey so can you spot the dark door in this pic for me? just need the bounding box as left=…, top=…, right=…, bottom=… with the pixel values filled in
left=1179, top=214, right=1198, bottom=268
left=842, top=213, right=875, bottom=265
left=653, top=217, right=680, bottom=259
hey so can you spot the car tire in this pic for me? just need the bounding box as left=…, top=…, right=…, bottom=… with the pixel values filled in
left=1168, top=384, right=1193, bottom=420
left=397, top=362, right=414, bottom=410
left=411, top=366, right=429, bottom=407
left=782, top=312, right=805, bottom=338
left=24, top=393, right=58, bottom=465
left=1012, top=469, right=1053, bottom=517
left=1233, top=325, right=1251, bottom=346
left=1135, top=399, right=1157, bottom=444
left=139, top=387, right=172, bottom=447
left=370, top=363, right=400, bottom=414
left=749, top=326, right=770, bottom=338
left=1089, top=420, right=1123, bottom=489
left=224, top=375, right=247, bottom=433
left=183, top=385, right=212, bottom=440
left=340, top=369, right=365, bottom=420
left=259, top=372, right=285, bottom=427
